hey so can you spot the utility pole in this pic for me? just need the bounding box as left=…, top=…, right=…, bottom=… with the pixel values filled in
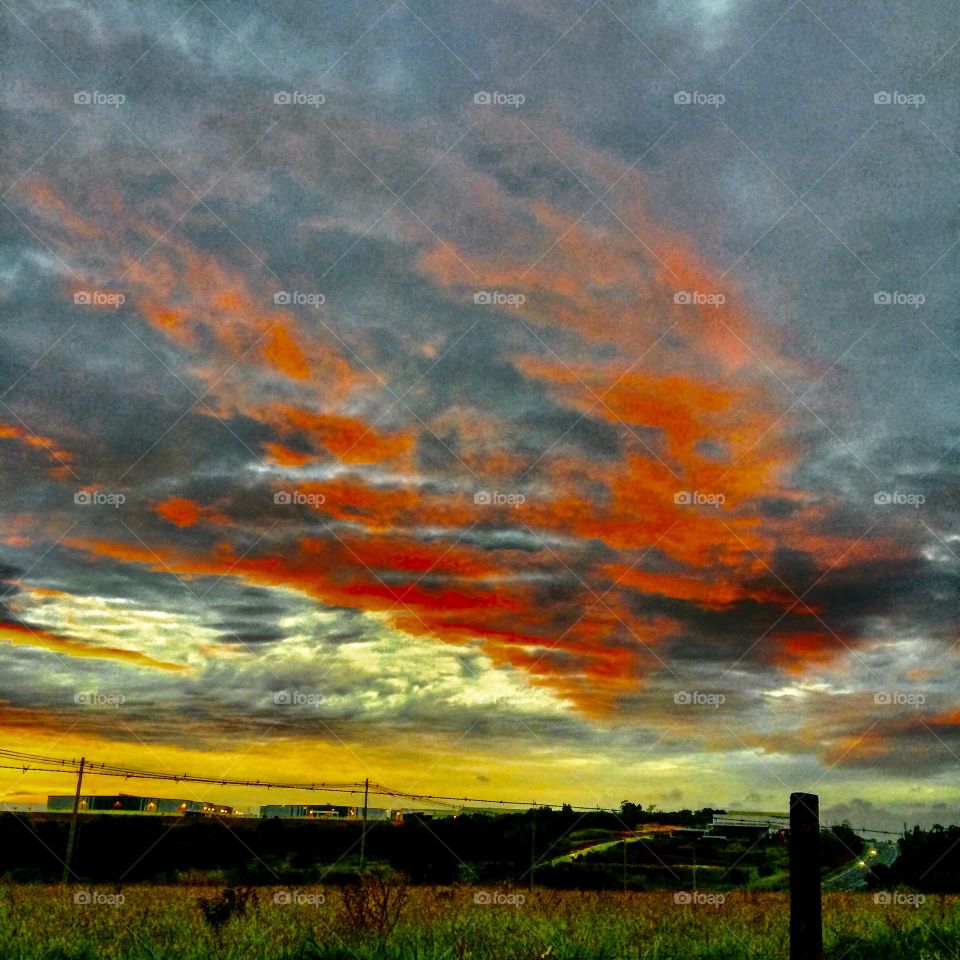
left=359, top=777, right=369, bottom=875
left=622, top=836, right=627, bottom=893
left=62, top=757, right=85, bottom=883
left=529, top=810, right=536, bottom=890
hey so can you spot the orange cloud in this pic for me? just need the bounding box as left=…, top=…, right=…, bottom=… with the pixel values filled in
left=154, top=497, right=201, bottom=527
left=153, top=497, right=229, bottom=528
left=772, top=631, right=851, bottom=676
left=13, top=165, right=900, bottom=712
left=19, top=179, right=359, bottom=396
left=0, top=422, right=74, bottom=479
left=263, top=442, right=313, bottom=467
left=259, top=406, right=414, bottom=466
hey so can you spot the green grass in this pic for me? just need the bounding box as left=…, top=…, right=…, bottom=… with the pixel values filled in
left=0, top=885, right=957, bottom=959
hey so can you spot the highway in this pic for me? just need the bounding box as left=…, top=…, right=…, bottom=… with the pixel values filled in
left=822, top=840, right=898, bottom=892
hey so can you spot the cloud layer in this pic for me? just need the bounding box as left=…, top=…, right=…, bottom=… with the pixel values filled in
left=1, top=0, right=958, bottom=821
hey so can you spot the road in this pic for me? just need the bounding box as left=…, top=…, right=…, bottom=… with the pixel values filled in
left=547, top=833, right=652, bottom=866
left=822, top=841, right=898, bottom=891
left=547, top=834, right=899, bottom=890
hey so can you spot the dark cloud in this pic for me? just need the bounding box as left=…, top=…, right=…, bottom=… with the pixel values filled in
left=0, top=0, right=957, bottom=816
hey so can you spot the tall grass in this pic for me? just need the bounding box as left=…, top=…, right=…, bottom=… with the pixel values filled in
left=0, top=885, right=956, bottom=959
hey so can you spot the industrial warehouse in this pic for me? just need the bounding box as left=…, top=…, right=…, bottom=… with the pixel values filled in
left=47, top=795, right=507, bottom=820
left=261, top=804, right=473, bottom=821
left=260, top=803, right=389, bottom=820
left=47, top=794, right=234, bottom=815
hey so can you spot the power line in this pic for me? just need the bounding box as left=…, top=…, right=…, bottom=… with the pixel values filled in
left=0, top=748, right=609, bottom=811
left=0, top=749, right=907, bottom=832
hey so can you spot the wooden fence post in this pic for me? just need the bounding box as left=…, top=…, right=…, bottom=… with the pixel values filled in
left=789, top=792, right=823, bottom=960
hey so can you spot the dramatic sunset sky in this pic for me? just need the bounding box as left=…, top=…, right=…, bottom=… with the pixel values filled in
left=1, top=0, right=958, bottom=829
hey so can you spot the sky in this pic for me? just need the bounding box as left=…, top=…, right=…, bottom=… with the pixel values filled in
left=1, top=0, right=958, bottom=832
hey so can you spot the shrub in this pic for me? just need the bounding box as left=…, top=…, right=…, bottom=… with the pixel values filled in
left=197, top=885, right=256, bottom=933
left=337, top=870, right=408, bottom=939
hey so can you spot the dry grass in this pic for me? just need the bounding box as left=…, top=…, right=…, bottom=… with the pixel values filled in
left=0, top=884, right=956, bottom=959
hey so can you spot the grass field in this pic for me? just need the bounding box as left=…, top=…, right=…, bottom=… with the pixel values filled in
left=0, top=885, right=957, bottom=959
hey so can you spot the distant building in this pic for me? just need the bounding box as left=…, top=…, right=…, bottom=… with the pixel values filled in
left=397, top=810, right=434, bottom=824
left=260, top=803, right=389, bottom=820
left=673, top=827, right=706, bottom=839
left=716, top=823, right=770, bottom=841
left=388, top=808, right=459, bottom=822
left=708, top=812, right=787, bottom=840
left=259, top=804, right=464, bottom=821
left=47, top=794, right=233, bottom=815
